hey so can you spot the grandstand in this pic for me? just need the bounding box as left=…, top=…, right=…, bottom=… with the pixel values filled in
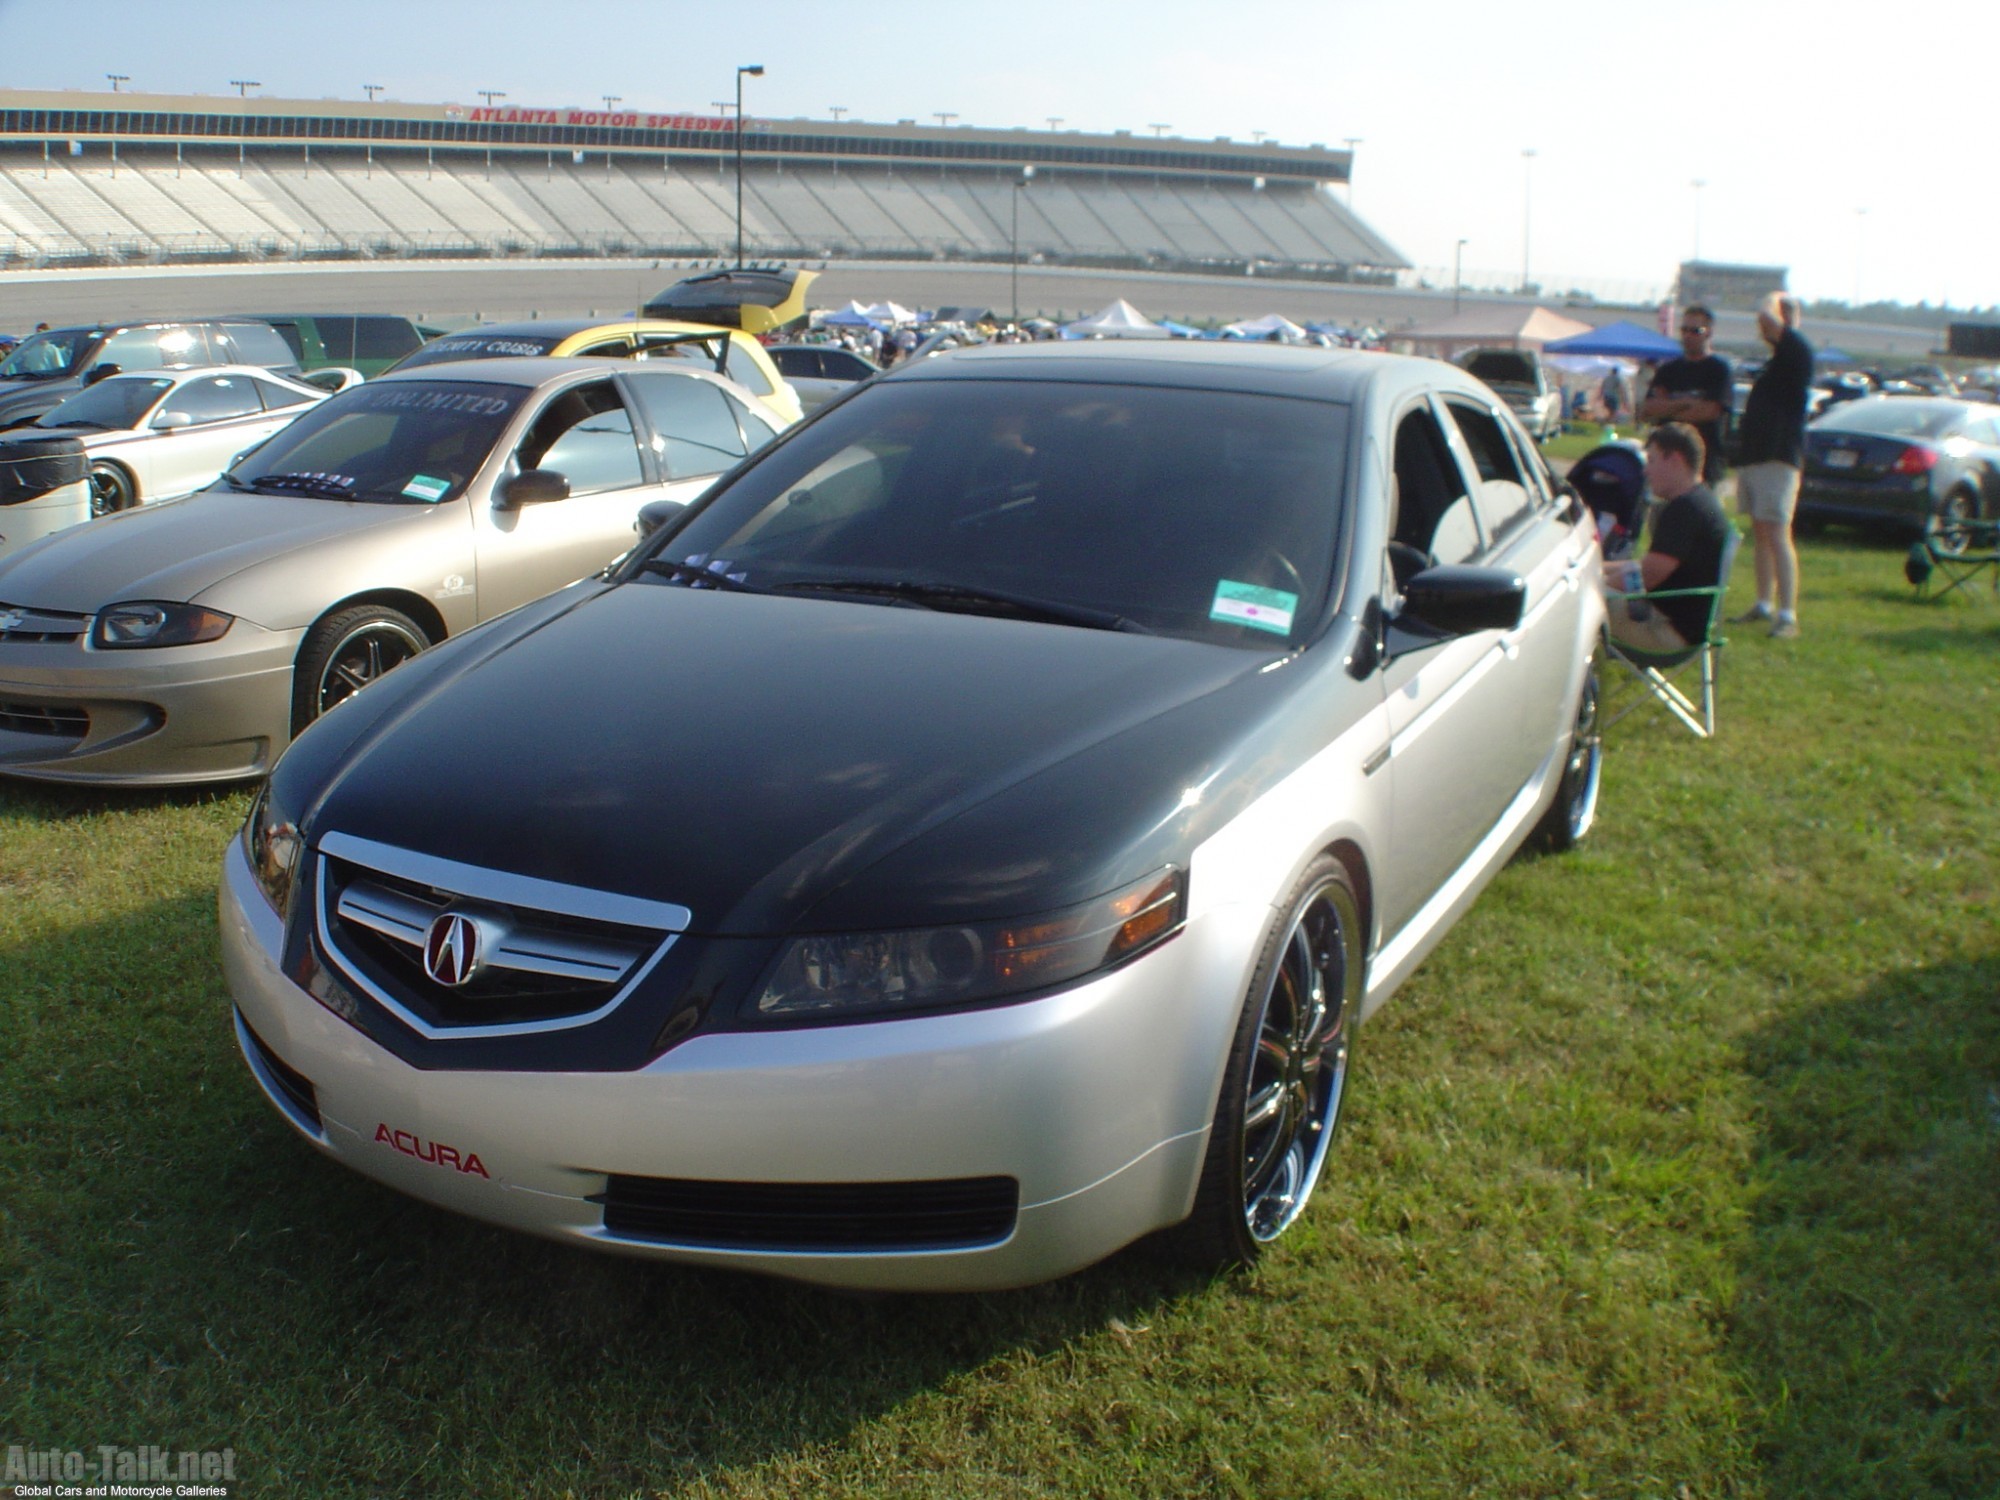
left=0, top=90, right=1407, bottom=284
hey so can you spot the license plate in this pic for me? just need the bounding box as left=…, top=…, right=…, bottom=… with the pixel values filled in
left=1826, top=448, right=1859, bottom=469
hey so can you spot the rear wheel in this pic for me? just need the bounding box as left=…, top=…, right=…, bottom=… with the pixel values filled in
left=1162, top=857, right=1362, bottom=1269
left=89, top=461, right=136, bottom=516
left=1930, top=489, right=1979, bottom=555
left=1536, top=662, right=1602, bottom=852
left=290, top=604, right=430, bottom=737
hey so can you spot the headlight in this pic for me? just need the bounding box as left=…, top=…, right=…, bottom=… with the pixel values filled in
left=243, top=780, right=303, bottom=917
left=93, top=600, right=233, bottom=649
left=751, top=868, right=1186, bottom=1023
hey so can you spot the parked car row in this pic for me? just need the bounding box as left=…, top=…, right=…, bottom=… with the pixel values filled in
left=1798, top=395, right=2000, bottom=540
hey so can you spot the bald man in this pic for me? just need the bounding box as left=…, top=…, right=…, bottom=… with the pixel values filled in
left=1732, top=292, right=1814, bottom=638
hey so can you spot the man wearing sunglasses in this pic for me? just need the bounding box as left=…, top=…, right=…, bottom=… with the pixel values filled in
left=1641, top=305, right=1732, bottom=486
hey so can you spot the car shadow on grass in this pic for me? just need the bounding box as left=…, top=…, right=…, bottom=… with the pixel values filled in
left=1730, top=955, right=2000, bottom=1498
left=1864, top=620, right=2000, bottom=656
left=2, top=896, right=1219, bottom=1497
left=0, top=773, right=252, bottom=825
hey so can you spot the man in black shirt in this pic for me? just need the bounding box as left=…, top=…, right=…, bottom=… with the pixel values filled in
left=1603, top=423, right=1731, bottom=652
left=1641, top=304, right=1731, bottom=484
left=1731, top=293, right=1814, bottom=638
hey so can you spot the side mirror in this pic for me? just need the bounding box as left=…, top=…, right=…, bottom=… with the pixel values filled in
left=1391, top=565, right=1525, bottom=649
left=497, top=469, right=569, bottom=509
left=152, top=411, right=193, bottom=431
left=634, top=497, right=686, bottom=539
left=82, top=363, right=121, bottom=387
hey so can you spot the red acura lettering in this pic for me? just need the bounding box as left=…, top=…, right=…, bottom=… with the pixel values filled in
left=374, top=1122, right=490, bottom=1177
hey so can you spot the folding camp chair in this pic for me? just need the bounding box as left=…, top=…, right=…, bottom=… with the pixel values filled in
left=1601, top=528, right=1741, bottom=739
left=1905, top=518, right=2000, bottom=602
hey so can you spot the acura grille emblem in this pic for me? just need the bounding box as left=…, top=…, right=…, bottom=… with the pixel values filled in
left=423, top=911, right=488, bottom=988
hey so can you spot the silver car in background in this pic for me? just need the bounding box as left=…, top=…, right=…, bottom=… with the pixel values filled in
left=0, top=358, right=784, bottom=785
left=32, top=364, right=332, bottom=521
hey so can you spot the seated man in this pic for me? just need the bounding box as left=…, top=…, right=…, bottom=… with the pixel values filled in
left=1603, top=422, right=1731, bottom=652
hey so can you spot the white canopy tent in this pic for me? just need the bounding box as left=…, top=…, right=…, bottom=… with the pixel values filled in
left=1061, top=299, right=1172, bottom=340
left=1224, top=313, right=1308, bottom=341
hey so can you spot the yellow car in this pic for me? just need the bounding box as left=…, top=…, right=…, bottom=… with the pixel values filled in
left=391, top=319, right=802, bottom=425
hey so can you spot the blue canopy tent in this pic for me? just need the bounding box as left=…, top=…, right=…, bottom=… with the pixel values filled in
left=1542, top=320, right=1683, bottom=360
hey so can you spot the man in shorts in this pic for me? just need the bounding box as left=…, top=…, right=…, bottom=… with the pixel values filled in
left=1731, top=293, right=1814, bottom=638
left=1602, top=423, right=1731, bottom=652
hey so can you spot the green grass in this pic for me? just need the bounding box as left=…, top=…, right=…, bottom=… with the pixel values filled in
left=3, top=535, right=1996, bottom=1498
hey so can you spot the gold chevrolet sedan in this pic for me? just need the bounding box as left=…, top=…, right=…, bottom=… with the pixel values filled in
left=0, top=357, right=786, bottom=785
left=390, top=319, right=804, bottom=426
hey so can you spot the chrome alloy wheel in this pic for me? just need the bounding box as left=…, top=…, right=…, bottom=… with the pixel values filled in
left=314, top=619, right=425, bottom=717
left=1239, top=879, right=1355, bottom=1243
left=1557, top=668, right=1602, bottom=843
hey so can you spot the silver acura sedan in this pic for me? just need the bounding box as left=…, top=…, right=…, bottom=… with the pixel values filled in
left=0, top=358, right=784, bottom=784
left=221, top=342, right=1606, bottom=1291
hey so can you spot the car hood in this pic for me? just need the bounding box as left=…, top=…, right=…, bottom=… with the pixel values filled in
left=303, top=582, right=1292, bottom=935
left=0, top=489, right=432, bottom=614
left=0, top=378, right=82, bottom=424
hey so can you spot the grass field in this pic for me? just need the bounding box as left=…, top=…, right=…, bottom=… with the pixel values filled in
left=2, top=533, right=1995, bottom=1499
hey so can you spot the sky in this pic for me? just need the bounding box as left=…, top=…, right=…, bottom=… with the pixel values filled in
left=3, top=0, right=1995, bottom=311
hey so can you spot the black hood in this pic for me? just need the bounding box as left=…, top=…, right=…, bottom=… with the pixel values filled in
left=0, top=377, right=82, bottom=427
left=303, top=581, right=1301, bottom=935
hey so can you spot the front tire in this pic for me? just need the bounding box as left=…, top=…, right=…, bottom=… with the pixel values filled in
left=290, top=604, right=430, bottom=737
left=1162, top=857, right=1363, bottom=1269
left=1536, top=661, right=1601, bottom=852
left=1930, top=489, right=1980, bottom=555
left=89, top=460, right=136, bottom=516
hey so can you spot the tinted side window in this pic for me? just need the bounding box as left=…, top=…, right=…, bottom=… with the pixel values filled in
left=519, top=381, right=644, bottom=495
left=160, top=375, right=263, bottom=424
left=1446, top=400, right=1533, bottom=544
left=719, top=340, right=775, bottom=396
left=100, top=329, right=177, bottom=371
left=215, top=322, right=298, bottom=370
left=251, top=376, right=316, bottom=412
left=768, top=347, right=820, bottom=378
left=353, top=318, right=422, bottom=361
left=1393, top=406, right=1481, bottom=566
left=822, top=350, right=874, bottom=381
left=625, top=373, right=748, bottom=479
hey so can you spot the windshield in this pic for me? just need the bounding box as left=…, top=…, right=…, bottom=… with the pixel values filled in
left=0, top=330, right=95, bottom=380
left=638, top=377, right=1349, bottom=648
left=1814, top=400, right=1963, bottom=440
left=392, top=333, right=563, bottom=371
left=225, top=380, right=527, bottom=503
left=34, top=376, right=173, bottom=431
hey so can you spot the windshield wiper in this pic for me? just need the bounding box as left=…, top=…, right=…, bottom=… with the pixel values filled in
left=772, top=579, right=1151, bottom=633
left=635, top=556, right=768, bottom=592
left=237, top=471, right=362, bottom=498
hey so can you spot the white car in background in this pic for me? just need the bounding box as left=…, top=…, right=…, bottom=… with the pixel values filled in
left=35, top=365, right=335, bottom=519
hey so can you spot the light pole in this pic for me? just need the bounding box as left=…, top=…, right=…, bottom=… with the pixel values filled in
left=478, top=89, right=506, bottom=109
left=1690, top=178, right=1706, bottom=262
left=230, top=79, right=260, bottom=97
left=935, top=111, right=957, bottom=128
left=1520, top=147, right=1537, bottom=295
left=362, top=84, right=384, bottom=102
left=603, top=94, right=621, bottom=115
left=1343, top=136, right=1363, bottom=208
left=735, top=64, right=764, bottom=267
left=830, top=106, right=847, bottom=121
left=1046, top=117, right=1064, bottom=132
left=106, top=73, right=128, bottom=92
left=1853, top=206, right=1868, bottom=306
left=1149, top=123, right=1171, bottom=138
left=1454, top=238, right=1469, bottom=313
left=1011, top=164, right=1035, bottom=323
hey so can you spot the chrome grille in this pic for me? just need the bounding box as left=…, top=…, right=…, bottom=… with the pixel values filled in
left=313, top=830, right=686, bottom=1038
left=0, top=700, right=88, bottom=737
left=0, top=602, right=89, bottom=644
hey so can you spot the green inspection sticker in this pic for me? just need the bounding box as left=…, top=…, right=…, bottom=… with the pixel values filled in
left=401, top=474, right=451, bottom=501
left=1210, top=579, right=1298, bottom=636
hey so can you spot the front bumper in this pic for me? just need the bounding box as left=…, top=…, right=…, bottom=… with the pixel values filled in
left=0, top=615, right=300, bottom=785
left=220, top=841, right=1267, bottom=1291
